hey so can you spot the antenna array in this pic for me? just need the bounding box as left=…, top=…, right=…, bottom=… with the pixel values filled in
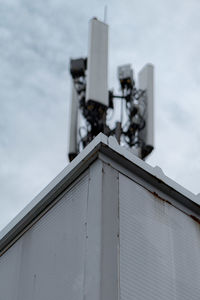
left=68, top=18, right=154, bottom=161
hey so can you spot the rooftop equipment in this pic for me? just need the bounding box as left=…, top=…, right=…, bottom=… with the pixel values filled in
left=68, top=18, right=154, bottom=161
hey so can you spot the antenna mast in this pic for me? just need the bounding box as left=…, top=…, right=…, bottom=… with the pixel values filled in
left=68, top=18, right=154, bottom=161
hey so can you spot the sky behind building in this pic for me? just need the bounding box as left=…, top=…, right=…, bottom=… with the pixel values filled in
left=1, top=0, right=200, bottom=230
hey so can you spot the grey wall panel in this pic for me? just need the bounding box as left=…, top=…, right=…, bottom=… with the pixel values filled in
left=84, top=160, right=119, bottom=300
left=84, top=160, right=103, bottom=300
left=0, top=239, right=22, bottom=299
left=119, top=173, right=200, bottom=300
left=101, top=163, right=119, bottom=300
left=0, top=172, right=89, bottom=300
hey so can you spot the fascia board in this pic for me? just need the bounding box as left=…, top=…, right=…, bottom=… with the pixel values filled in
left=99, top=135, right=200, bottom=214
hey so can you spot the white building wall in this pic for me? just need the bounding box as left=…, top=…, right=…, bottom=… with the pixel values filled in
left=0, top=152, right=200, bottom=300
left=0, top=171, right=89, bottom=300
left=119, top=173, right=200, bottom=300
left=0, top=160, right=119, bottom=300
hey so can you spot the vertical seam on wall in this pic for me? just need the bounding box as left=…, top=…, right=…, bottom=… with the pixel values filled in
left=83, top=168, right=90, bottom=300
left=100, top=162, right=104, bottom=300
left=117, top=171, right=120, bottom=300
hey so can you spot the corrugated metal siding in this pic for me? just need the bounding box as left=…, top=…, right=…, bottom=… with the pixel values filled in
left=119, top=173, right=200, bottom=300
left=0, top=172, right=89, bottom=300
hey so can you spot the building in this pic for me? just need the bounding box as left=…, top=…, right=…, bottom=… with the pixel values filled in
left=0, top=133, right=200, bottom=299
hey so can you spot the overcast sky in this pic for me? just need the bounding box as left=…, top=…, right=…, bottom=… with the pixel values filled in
left=1, top=0, right=200, bottom=231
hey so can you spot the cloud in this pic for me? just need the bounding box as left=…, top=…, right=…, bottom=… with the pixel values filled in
left=1, top=0, right=200, bottom=230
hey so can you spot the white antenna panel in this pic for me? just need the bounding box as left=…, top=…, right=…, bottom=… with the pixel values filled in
left=68, top=82, right=78, bottom=158
left=138, top=64, right=154, bottom=153
left=86, top=18, right=108, bottom=106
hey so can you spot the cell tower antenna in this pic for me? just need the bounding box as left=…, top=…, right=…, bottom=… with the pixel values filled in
left=68, top=18, right=154, bottom=161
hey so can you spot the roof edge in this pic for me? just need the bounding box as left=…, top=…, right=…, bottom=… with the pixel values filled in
left=1, top=133, right=200, bottom=253
left=99, top=136, right=200, bottom=214
left=0, top=134, right=107, bottom=252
